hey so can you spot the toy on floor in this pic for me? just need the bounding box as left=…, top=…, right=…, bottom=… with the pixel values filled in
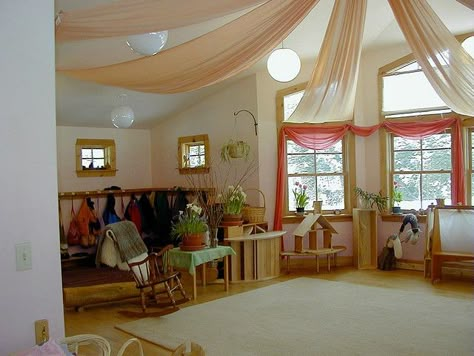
left=378, top=214, right=421, bottom=270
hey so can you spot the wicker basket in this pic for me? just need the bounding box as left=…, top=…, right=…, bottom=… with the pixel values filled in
left=242, top=189, right=266, bottom=223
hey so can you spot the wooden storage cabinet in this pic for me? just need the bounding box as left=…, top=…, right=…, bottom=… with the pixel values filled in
left=352, top=208, right=377, bottom=269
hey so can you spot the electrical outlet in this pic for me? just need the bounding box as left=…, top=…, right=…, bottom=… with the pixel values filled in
left=34, top=319, right=49, bottom=345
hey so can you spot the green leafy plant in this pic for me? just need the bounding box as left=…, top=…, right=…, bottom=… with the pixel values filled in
left=220, top=185, right=247, bottom=214
left=392, top=181, right=403, bottom=207
left=220, top=140, right=251, bottom=162
left=171, top=203, right=208, bottom=238
left=354, top=187, right=388, bottom=214
left=293, top=181, right=309, bottom=209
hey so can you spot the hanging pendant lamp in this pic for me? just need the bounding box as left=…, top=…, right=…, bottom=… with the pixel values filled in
left=267, top=47, right=301, bottom=82
left=111, top=94, right=134, bottom=128
left=126, top=31, right=168, bottom=56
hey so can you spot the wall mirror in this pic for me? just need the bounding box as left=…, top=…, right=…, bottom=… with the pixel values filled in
left=178, top=134, right=210, bottom=174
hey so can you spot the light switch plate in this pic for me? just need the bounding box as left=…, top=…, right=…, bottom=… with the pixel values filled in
left=16, top=242, right=32, bottom=271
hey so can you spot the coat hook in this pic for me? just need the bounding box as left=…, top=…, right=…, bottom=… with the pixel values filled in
left=234, top=109, right=258, bottom=136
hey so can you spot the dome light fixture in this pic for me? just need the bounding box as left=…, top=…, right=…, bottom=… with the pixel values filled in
left=111, top=94, right=134, bottom=128
left=126, top=31, right=169, bottom=56
left=267, top=47, right=301, bottom=82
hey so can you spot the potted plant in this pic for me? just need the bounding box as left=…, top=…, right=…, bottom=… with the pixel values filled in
left=391, top=181, right=403, bottom=214
left=171, top=203, right=208, bottom=250
left=220, top=140, right=251, bottom=162
left=354, top=187, right=388, bottom=214
left=220, top=185, right=247, bottom=224
left=293, top=181, right=309, bottom=214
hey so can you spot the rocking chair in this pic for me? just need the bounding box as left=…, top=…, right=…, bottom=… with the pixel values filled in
left=127, top=244, right=189, bottom=314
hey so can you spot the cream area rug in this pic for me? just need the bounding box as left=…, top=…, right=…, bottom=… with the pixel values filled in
left=116, top=278, right=474, bottom=355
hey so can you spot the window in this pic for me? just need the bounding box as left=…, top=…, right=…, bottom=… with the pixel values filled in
left=75, top=139, right=116, bottom=177
left=276, top=84, right=355, bottom=215
left=390, top=132, right=452, bottom=210
left=379, top=34, right=474, bottom=210
left=380, top=34, right=473, bottom=120
left=178, top=134, right=210, bottom=174
left=287, top=139, right=346, bottom=212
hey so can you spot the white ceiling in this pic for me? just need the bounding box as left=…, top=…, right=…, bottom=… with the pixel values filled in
left=55, top=0, right=473, bottom=129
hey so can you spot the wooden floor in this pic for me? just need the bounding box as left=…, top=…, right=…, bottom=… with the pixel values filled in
left=64, top=266, right=474, bottom=355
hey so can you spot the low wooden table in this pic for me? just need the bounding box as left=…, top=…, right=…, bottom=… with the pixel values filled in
left=168, top=246, right=236, bottom=300
left=224, top=230, right=286, bottom=282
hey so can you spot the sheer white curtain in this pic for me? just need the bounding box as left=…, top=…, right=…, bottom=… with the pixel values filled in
left=389, top=0, right=474, bottom=116
left=59, top=0, right=318, bottom=94
left=56, top=0, right=266, bottom=41
left=286, top=0, right=367, bottom=123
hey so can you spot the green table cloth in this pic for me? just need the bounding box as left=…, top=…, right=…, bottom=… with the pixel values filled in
left=168, top=246, right=236, bottom=274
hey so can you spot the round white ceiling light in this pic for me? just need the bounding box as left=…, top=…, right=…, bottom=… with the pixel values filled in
left=126, top=31, right=168, bottom=56
left=267, top=48, right=301, bottom=82
left=111, top=94, right=134, bottom=128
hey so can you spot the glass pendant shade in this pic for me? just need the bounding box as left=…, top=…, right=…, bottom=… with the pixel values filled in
left=267, top=48, right=301, bottom=82
left=111, top=94, right=134, bottom=128
left=126, top=31, right=168, bottom=56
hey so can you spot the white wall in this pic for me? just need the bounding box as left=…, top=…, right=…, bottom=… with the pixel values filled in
left=0, top=1, right=65, bottom=353
left=57, top=126, right=152, bottom=192
left=150, top=75, right=259, bottom=197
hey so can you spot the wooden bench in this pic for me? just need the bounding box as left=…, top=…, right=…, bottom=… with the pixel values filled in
left=430, top=206, right=474, bottom=283
left=281, top=245, right=347, bottom=273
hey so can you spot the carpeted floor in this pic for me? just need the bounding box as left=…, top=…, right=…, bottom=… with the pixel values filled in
left=116, top=278, right=474, bottom=355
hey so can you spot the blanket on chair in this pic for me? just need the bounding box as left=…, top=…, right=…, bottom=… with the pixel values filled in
left=97, top=221, right=148, bottom=268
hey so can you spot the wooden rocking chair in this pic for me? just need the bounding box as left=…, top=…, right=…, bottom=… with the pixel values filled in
left=127, top=244, right=189, bottom=314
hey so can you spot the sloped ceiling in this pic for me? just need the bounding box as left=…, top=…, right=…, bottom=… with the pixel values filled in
left=55, top=0, right=473, bottom=129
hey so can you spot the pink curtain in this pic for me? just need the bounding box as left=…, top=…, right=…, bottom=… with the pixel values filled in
left=273, top=118, right=465, bottom=231
left=56, top=0, right=266, bottom=41
left=58, top=0, right=318, bottom=94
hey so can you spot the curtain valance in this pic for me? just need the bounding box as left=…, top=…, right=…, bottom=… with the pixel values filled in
left=55, top=0, right=266, bottom=41
left=273, top=118, right=465, bottom=230
left=58, top=0, right=318, bottom=94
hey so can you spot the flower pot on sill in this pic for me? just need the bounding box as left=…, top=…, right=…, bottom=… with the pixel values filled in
left=221, top=213, right=243, bottom=226
left=296, top=207, right=305, bottom=215
left=392, top=206, right=402, bottom=214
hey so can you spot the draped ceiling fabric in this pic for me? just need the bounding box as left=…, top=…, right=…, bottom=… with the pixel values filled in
left=388, top=0, right=474, bottom=116
left=286, top=0, right=367, bottom=123
left=55, top=0, right=266, bottom=41
left=58, top=0, right=319, bottom=94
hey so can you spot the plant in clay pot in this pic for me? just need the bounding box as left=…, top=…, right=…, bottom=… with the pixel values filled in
left=354, top=187, right=388, bottom=214
left=220, top=185, right=247, bottom=224
left=220, top=140, right=251, bottom=162
left=171, top=203, right=208, bottom=250
left=293, top=181, right=309, bottom=214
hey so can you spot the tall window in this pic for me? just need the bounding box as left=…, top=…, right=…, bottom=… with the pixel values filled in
left=391, top=132, right=452, bottom=210
left=287, top=139, right=345, bottom=212
left=277, top=83, right=353, bottom=215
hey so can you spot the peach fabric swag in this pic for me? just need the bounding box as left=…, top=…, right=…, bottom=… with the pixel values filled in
left=286, top=0, right=367, bottom=123
left=55, top=0, right=266, bottom=41
left=58, top=0, right=319, bottom=94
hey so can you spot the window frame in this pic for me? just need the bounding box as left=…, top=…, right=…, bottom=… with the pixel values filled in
left=178, top=134, right=210, bottom=175
left=75, top=139, right=116, bottom=177
left=387, top=129, right=453, bottom=211
left=378, top=32, right=473, bottom=209
left=276, top=84, right=356, bottom=217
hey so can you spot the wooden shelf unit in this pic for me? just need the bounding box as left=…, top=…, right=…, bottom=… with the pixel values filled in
left=221, top=222, right=283, bottom=282
left=352, top=208, right=378, bottom=269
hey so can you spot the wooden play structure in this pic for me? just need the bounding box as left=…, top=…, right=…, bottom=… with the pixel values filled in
left=280, top=214, right=346, bottom=273
left=429, top=206, right=474, bottom=283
